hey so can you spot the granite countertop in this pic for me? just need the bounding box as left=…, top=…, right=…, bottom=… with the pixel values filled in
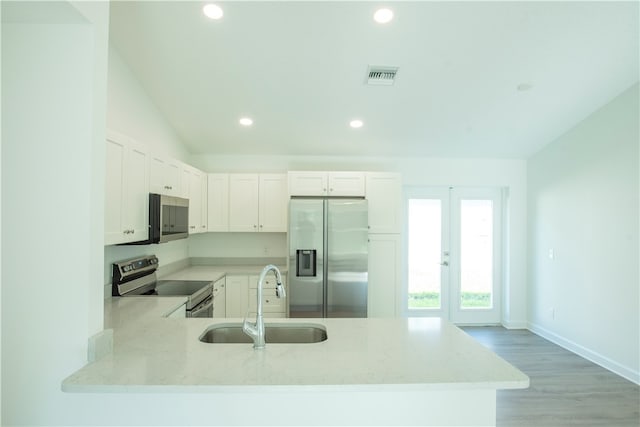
left=63, top=296, right=529, bottom=393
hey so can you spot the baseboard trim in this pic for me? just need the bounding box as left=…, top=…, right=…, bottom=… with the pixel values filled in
left=528, top=322, right=639, bottom=385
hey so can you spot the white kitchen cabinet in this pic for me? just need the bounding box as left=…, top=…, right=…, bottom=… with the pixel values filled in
left=368, top=234, right=401, bottom=317
left=288, top=171, right=365, bottom=196
left=104, top=131, right=149, bottom=245
left=200, top=173, right=208, bottom=232
left=185, top=166, right=207, bottom=234
left=212, top=277, right=226, bottom=318
left=149, top=154, right=182, bottom=197
left=225, top=275, right=249, bottom=318
left=287, top=171, right=327, bottom=196
left=365, top=172, right=402, bottom=234
left=228, top=174, right=259, bottom=232
left=207, top=174, right=229, bottom=231
left=248, top=274, right=287, bottom=318
left=228, top=173, right=288, bottom=232
left=258, top=174, right=288, bottom=232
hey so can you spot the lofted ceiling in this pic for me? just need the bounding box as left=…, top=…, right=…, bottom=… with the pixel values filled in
left=109, top=1, right=639, bottom=158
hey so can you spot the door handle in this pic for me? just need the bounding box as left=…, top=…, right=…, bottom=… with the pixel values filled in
left=440, top=261, right=449, bottom=266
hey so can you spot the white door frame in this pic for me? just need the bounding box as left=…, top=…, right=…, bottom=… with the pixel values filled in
left=404, top=186, right=503, bottom=324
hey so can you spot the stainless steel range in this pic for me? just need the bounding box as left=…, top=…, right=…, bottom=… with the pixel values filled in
left=112, top=255, right=213, bottom=318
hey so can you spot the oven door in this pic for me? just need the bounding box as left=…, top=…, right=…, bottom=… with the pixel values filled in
left=188, top=295, right=213, bottom=318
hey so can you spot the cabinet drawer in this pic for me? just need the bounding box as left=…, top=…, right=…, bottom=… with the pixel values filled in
left=248, top=289, right=286, bottom=313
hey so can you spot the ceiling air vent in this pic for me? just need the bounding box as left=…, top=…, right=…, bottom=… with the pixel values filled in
left=366, top=66, right=398, bottom=85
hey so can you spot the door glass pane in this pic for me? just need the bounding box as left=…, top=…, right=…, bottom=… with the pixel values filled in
left=460, top=200, right=493, bottom=309
left=408, top=199, right=441, bottom=309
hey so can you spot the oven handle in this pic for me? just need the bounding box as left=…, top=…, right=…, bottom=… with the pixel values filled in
left=189, top=295, right=213, bottom=318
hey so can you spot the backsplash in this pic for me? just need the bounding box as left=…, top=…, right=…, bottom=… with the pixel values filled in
left=187, top=232, right=287, bottom=258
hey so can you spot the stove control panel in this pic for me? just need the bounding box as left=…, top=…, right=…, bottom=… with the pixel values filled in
left=113, top=255, right=159, bottom=282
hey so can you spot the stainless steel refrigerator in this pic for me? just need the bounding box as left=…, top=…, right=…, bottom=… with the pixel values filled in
left=289, top=198, right=368, bottom=318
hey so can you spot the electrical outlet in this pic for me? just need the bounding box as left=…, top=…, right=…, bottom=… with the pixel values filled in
left=548, top=249, right=554, bottom=260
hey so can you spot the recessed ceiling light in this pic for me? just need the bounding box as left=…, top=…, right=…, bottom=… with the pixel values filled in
left=349, top=119, right=364, bottom=129
left=239, top=117, right=253, bottom=126
left=374, top=8, right=394, bottom=24
left=203, top=3, right=223, bottom=20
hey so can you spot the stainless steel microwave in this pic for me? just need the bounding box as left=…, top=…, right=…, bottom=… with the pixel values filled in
left=126, top=193, right=189, bottom=245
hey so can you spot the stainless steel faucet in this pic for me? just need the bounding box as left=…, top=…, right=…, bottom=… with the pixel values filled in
left=243, top=264, right=286, bottom=349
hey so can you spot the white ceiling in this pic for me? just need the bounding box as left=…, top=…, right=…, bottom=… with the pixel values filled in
left=109, top=1, right=639, bottom=159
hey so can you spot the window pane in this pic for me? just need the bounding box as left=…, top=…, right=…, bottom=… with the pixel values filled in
left=460, top=200, right=493, bottom=309
left=408, top=199, right=441, bottom=309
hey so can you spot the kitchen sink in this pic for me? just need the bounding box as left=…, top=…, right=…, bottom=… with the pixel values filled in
left=199, top=323, right=327, bottom=344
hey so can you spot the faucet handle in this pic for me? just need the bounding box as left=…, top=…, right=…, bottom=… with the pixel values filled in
left=276, top=282, right=286, bottom=298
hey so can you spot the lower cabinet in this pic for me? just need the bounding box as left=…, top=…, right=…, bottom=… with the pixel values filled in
left=212, top=277, right=226, bottom=318
left=368, top=234, right=401, bottom=317
left=225, top=275, right=249, bottom=318
left=225, top=274, right=287, bottom=318
left=248, top=274, right=286, bottom=318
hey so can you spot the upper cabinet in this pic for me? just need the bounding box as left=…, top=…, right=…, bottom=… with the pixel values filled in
left=365, top=172, right=402, bottom=234
left=104, top=131, right=149, bottom=245
left=258, top=174, right=288, bottom=232
left=228, top=173, right=288, bottom=232
left=207, top=174, right=229, bottom=232
left=288, top=171, right=365, bottom=197
left=149, top=154, right=183, bottom=197
left=184, top=165, right=207, bottom=234
left=229, top=174, right=260, bottom=232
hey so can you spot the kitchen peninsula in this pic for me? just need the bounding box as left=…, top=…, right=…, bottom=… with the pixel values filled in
left=63, top=296, right=528, bottom=426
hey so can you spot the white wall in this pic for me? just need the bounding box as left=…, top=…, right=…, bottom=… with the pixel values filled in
left=107, top=45, right=189, bottom=162
left=527, top=84, right=639, bottom=383
left=192, top=155, right=528, bottom=328
left=1, top=1, right=109, bottom=424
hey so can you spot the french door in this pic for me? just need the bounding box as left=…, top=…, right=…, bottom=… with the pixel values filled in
left=405, top=187, right=502, bottom=324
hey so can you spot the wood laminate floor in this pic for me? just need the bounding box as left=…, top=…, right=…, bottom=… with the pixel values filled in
left=462, top=327, right=640, bottom=427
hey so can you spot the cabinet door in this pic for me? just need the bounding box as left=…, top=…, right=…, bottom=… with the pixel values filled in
left=207, top=174, right=229, bottom=231
left=368, top=234, right=401, bottom=317
left=328, top=172, right=366, bottom=196
left=149, top=155, right=181, bottom=196
left=105, top=133, right=149, bottom=245
left=123, top=139, right=149, bottom=241
left=229, top=174, right=259, bottom=232
left=366, top=172, right=402, bottom=233
left=187, top=168, right=203, bottom=234
left=213, top=278, right=226, bottom=318
left=288, top=171, right=328, bottom=196
left=225, top=275, right=249, bottom=318
left=200, top=173, right=208, bottom=232
left=259, top=174, right=288, bottom=232
left=105, top=136, right=126, bottom=245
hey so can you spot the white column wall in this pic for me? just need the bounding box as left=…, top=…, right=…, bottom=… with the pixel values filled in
left=1, top=1, right=109, bottom=424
